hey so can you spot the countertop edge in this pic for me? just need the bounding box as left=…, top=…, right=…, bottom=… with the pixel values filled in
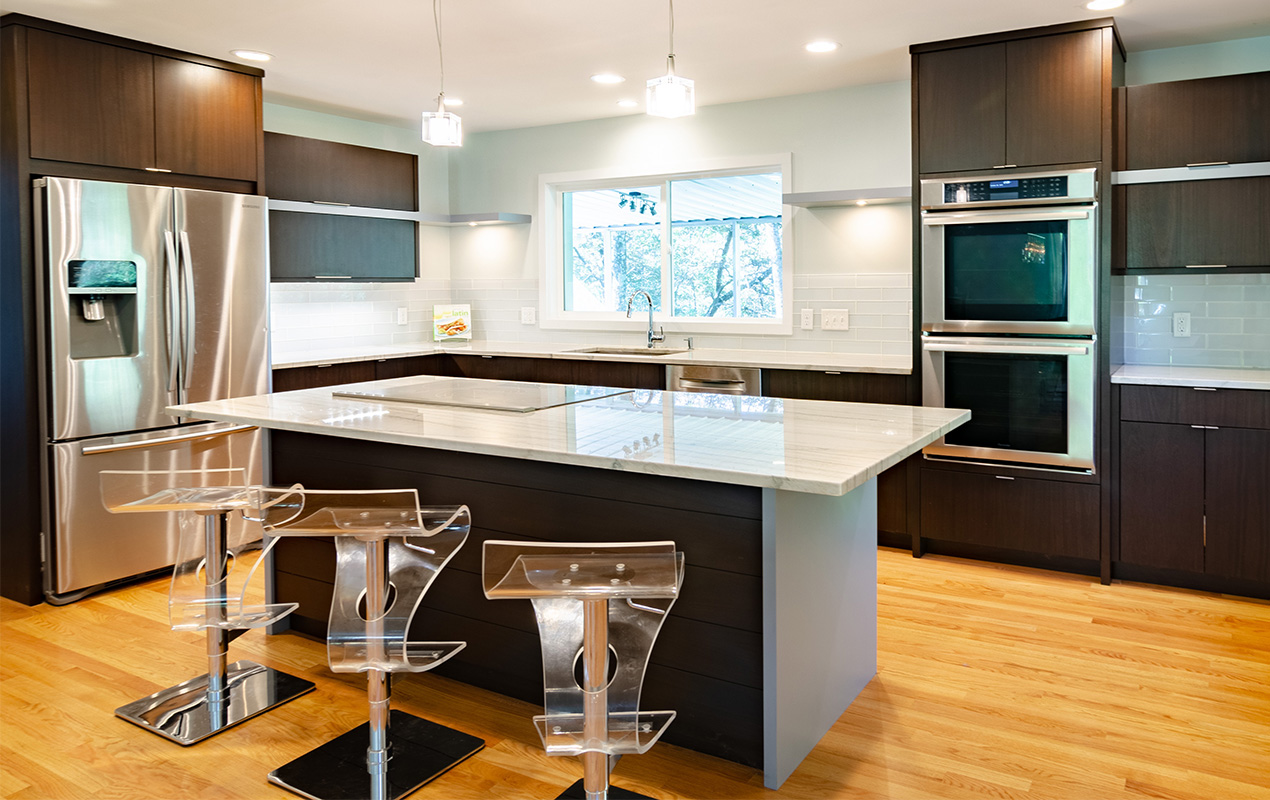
left=1111, top=365, right=1270, bottom=391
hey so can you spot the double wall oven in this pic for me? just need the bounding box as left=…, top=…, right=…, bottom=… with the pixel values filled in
left=920, top=168, right=1098, bottom=472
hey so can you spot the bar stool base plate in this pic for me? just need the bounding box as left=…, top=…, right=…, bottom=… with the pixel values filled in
left=557, top=779, right=655, bottom=799
left=116, top=660, right=315, bottom=746
left=268, top=709, right=484, bottom=800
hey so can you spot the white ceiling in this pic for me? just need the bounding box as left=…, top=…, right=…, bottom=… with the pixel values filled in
left=2, top=0, right=1267, bottom=134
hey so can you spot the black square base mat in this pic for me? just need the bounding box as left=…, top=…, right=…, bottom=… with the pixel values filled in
left=557, top=778, right=656, bottom=799
left=268, top=710, right=484, bottom=800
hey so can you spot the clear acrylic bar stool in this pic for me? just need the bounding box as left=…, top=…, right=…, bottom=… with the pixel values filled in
left=483, top=540, right=685, bottom=800
left=257, top=487, right=484, bottom=800
left=100, top=468, right=315, bottom=745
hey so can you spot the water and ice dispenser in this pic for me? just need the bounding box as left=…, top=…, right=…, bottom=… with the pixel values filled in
left=65, top=259, right=139, bottom=359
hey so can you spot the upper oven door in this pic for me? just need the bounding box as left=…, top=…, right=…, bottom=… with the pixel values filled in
left=921, top=336, right=1096, bottom=471
left=922, top=205, right=1097, bottom=336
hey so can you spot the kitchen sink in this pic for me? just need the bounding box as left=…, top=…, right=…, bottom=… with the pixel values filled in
left=566, top=346, right=690, bottom=356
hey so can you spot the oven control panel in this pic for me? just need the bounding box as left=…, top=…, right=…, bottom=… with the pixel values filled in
left=943, top=176, right=1067, bottom=204
left=921, top=168, right=1097, bottom=209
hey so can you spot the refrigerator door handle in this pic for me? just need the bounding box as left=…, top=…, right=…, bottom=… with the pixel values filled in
left=164, top=230, right=181, bottom=393
left=80, top=424, right=258, bottom=455
left=179, top=230, right=196, bottom=390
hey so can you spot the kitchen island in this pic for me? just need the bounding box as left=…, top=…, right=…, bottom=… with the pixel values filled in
left=171, top=376, right=967, bottom=789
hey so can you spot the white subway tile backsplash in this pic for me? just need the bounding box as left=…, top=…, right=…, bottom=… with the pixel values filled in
left=1113, top=274, right=1269, bottom=369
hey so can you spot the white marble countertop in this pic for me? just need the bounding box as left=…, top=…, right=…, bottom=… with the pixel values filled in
left=271, top=340, right=912, bottom=375
left=1111, top=365, right=1270, bottom=390
left=171, top=376, right=966, bottom=496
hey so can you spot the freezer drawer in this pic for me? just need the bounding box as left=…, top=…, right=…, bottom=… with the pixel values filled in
left=47, top=422, right=262, bottom=598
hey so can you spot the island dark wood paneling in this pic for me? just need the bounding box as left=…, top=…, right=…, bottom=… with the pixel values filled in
left=761, top=369, right=908, bottom=404
left=1204, top=428, right=1270, bottom=584
left=269, top=430, right=767, bottom=767
left=1120, top=384, right=1270, bottom=429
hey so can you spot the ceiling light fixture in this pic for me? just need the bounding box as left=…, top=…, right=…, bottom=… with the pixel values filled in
left=646, top=0, right=694, bottom=118
left=1085, top=0, right=1125, bottom=9
left=231, top=49, right=272, bottom=62
left=421, top=0, right=462, bottom=147
left=804, top=41, right=840, bottom=54
left=591, top=73, right=626, bottom=84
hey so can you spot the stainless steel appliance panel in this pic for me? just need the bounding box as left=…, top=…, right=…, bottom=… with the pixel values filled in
left=48, top=423, right=262, bottom=596
left=41, top=178, right=178, bottom=440
left=174, top=189, right=270, bottom=405
left=666, top=364, right=761, bottom=396
left=921, top=336, right=1096, bottom=470
left=921, top=205, right=1097, bottom=336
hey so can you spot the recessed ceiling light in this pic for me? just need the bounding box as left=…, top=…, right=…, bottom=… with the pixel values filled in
left=231, top=49, right=272, bottom=62
left=1085, top=0, right=1125, bottom=9
left=442, top=97, right=463, bottom=107
left=617, top=99, right=639, bottom=108
left=805, top=41, right=840, bottom=54
left=591, top=73, right=626, bottom=84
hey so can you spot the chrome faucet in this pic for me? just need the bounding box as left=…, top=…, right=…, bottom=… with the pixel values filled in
left=626, top=291, right=665, bottom=348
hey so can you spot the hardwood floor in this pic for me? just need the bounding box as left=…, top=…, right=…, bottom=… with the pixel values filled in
left=3, top=547, right=1268, bottom=799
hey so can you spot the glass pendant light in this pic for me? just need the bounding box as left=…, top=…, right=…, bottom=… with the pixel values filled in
left=422, top=0, right=462, bottom=146
left=646, top=0, right=694, bottom=118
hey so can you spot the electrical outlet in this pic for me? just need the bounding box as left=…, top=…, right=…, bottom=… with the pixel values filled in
left=396, top=307, right=408, bottom=325
left=800, top=308, right=814, bottom=330
left=821, top=308, right=850, bottom=331
left=521, top=306, right=537, bottom=325
left=1173, top=311, right=1191, bottom=338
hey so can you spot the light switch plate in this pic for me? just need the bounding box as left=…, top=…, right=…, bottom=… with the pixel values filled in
left=521, top=306, right=537, bottom=325
left=800, top=308, right=814, bottom=330
left=821, top=308, right=850, bottom=331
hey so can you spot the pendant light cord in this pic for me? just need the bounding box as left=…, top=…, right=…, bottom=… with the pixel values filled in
left=668, top=0, right=675, bottom=59
left=433, top=0, right=446, bottom=99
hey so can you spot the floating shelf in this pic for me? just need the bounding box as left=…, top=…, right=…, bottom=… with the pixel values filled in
left=267, top=199, right=530, bottom=226
left=1111, top=161, right=1270, bottom=186
left=782, top=186, right=912, bottom=207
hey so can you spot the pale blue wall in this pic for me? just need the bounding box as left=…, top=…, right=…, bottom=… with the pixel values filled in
left=1126, top=35, right=1270, bottom=85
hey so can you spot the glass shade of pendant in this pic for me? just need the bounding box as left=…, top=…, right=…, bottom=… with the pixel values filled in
left=646, top=73, right=695, bottom=118
left=422, top=99, right=462, bottom=147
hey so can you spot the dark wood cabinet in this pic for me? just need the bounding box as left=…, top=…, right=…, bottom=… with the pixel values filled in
left=265, top=133, right=417, bottom=211
left=23, top=26, right=261, bottom=181
left=272, top=361, right=376, bottom=392
left=915, top=28, right=1106, bottom=174
left=269, top=211, right=417, bottom=282
left=1121, top=72, right=1269, bottom=171
left=1118, top=386, right=1270, bottom=586
left=1119, top=177, right=1270, bottom=271
left=920, top=466, right=1100, bottom=560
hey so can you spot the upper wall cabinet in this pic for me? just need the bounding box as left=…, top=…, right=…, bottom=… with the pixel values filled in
left=264, top=133, right=418, bottom=211
left=1120, top=72, right=1269, bottom=170
left=23, top=25, right=262, bottom=182
left=914, top=23, right=1117, bottom=175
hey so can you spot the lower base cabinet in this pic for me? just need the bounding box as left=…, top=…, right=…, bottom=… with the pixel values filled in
left=1120, top=420, right=1270, bottom=584
left=920, top=466, right=1100, bottom=561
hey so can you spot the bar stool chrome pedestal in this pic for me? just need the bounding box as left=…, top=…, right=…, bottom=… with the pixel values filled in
left=258, top=488, right=484, bottom=800
left=484, top=540, right=684, bottom=800
left=100, top=469, right=315, bottom=745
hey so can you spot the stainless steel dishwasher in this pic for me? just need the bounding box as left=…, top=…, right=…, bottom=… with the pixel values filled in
left=666, top=364, right=761, bottom=396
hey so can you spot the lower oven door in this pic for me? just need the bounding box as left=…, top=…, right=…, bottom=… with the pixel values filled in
left=921, top=336, right=1096, bottom=471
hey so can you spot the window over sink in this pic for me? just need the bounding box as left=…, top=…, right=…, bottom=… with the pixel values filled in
left=539, top=156, right=792, bottom=334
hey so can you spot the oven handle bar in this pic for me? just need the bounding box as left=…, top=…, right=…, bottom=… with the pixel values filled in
left=922, top=340, right=1091, bottom=356
left=921, top=207, right=1092, bottom=226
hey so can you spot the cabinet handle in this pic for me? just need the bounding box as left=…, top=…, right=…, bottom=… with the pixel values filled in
left=1186, top=161, right=1229, bottom=168
left=825, top=371, right=841, bottom=375
left=313, top=275, right=353, bottom=279
left=144, top=166, right=172, bottom=173
left=1193, top=387, right=1217, bottom=392
left=1190, top=425, right=1219, bottom=430
left=991, top=164, right=1018, bottom=169
left=317, top=363, right=334, bottom=368
left=994, top=475, right=1015, bottom=481
left=312, top=200, right=352, bottom=206
left=1185, top=264, right=1227, bottom=269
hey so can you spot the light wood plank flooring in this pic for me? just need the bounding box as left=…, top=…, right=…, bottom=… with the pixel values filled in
left=3, top=547, right=1268, bottom=799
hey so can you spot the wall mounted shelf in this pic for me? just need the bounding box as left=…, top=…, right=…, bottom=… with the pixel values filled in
left=1111, top=161, right=1270, bottom=186
left=782, top=186, right=911, bottom=207
left=267, top=199, right=530, bottom=226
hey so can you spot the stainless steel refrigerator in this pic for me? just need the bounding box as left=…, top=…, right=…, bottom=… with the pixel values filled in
left=34, top=177, right=269, bottom=602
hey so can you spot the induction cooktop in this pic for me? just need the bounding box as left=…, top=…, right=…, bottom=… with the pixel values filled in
left=334, top=378, right=633, bottom=413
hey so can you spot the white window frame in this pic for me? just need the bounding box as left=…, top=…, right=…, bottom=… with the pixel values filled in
left=538, top=153, right=793, bottom=335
